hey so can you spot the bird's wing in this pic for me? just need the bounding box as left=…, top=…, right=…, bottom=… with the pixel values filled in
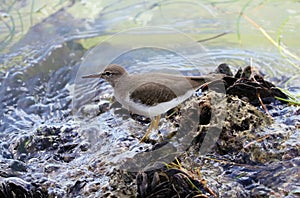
left=129, top=82, right=177, bottom=106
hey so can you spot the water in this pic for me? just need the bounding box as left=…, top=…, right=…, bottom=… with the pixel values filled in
left=0, top=0, right=300, bottom=197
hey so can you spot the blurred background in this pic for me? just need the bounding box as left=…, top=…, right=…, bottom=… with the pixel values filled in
left=1, top=0, right=300, bottom=77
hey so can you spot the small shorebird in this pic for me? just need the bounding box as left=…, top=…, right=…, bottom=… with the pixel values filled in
left=83, top=64, right=222, bottom=142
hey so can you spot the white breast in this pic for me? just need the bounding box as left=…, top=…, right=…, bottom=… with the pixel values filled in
left=115, top=89, right=194, bottom=118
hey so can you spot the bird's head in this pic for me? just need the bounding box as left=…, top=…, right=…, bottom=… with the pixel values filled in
left=82, top=64, right=128, bottom=87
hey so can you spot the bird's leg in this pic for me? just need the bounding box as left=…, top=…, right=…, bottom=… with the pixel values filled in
left=153, top=114, right=161, bottom=131
left=140, top=118, right=155, bottom=143
left=140, top=115, right=162, bottom=143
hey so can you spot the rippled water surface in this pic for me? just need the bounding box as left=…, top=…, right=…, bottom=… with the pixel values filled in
left=0, top=0, right=299, bottom=197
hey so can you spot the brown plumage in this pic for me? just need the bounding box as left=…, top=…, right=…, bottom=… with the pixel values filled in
left=83, top=64, right=223, bottom=142
left=83, top=64, right=223, bottom=118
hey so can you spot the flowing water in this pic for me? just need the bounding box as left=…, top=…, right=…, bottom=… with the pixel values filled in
left=0, top=0, right=299, bottom=197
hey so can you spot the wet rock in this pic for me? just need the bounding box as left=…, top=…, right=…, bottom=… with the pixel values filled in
left=15, top=125, right=83, bottom=163
left=79, top=141, right=90, bottom=151
left=216, top=64, right=288, bottom=105
left=215, top=95, right=273, bottom=161
left=0, top=177, right=48, bottom=198
left=44, top=164, right=60, bottom=173
left=215, top=63, right=233, bottom=76
left=10, top=160, right=27, bottom=172
left=57, top=142, right=78, bottom=153
left=170, top=65, right=298, bottom=197
left=177, top=89, right=273, bottom=159
left=67, top=180, right=87, bottom=197
left=102, top=169, right=136, bottom=197
left=0, top=146, right=13, bottom=159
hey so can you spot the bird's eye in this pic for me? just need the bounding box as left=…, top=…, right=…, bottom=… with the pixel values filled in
left=104, top=71, right=112, bottom=76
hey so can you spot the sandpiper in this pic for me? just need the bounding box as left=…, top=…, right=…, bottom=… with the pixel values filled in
left=83, top=64, right=222, bottom=142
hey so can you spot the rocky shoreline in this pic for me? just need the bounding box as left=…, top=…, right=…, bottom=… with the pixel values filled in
left=1, top=64, right=299, bottom=197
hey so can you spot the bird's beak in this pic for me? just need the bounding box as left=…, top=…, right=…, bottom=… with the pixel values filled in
left=82, top=73, right=103, bottom=79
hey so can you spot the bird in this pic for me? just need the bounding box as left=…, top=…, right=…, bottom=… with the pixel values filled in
left=82, top=64, right=222, bottom=142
